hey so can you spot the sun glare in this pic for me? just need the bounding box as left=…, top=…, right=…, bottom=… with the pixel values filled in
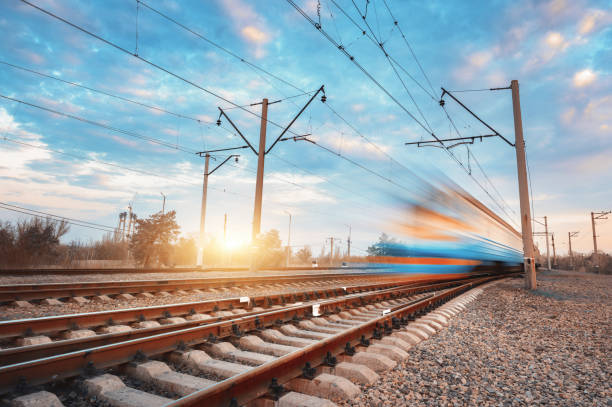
left=224, top=237, right=246, bottom=250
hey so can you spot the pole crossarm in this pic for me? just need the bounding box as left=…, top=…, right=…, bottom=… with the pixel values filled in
left=405, top=134, right=497, bottom=147
left=216, top=84, right=324, bottom=156
left=196, top=145, right=249, bottom=155
left=593, top=211, right=611, bottom=220
left=206, top=154, right=240, bottom=176
left=265, top=85, right=325, bottom=154
left=439, top=87, right=515, bottom=147
left=217, top=108, right=258, bottom=155
left=279, top=134, right=314, bottom=143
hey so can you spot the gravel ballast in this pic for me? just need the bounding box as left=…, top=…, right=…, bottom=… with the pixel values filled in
left=341, top=270, right=611, bottom=407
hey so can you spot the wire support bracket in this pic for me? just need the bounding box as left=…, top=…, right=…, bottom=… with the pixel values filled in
left=436, top=87, right=515, bottom=147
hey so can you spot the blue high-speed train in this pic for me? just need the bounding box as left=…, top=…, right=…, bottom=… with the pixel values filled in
left=358, top=186, right=524, bottom=279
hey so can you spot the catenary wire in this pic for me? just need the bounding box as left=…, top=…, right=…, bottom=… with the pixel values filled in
left=0, top=93, right=200, bottom=154
left=0, top=202, right=117, bottom=232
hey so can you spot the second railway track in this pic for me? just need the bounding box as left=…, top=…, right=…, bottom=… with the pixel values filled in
left=0, top=271, right=398, bottom=303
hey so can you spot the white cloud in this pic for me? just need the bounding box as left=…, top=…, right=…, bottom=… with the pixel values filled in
left=578, top=9, right=609, bottom=35
left=544, top=31, right=565, bottom=48
left=217, top=0, right=272, bottom=58
left=572, top=69, right=596, bottom=87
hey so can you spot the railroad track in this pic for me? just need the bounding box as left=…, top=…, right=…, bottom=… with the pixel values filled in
left=0, top=274, right=511, bottom=406
left=0, top=266, right=354, bottom=276
left=0, top=271, right=397, bottom=304
left=0, top=278, right=452, bottom=364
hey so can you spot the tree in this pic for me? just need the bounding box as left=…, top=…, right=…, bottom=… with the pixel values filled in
left=130, top=211, right=180, bottom=267
left=253, top=229, right=284, bottom=268
left=367, top=233, right=396, bottom=256
left=0, top=218, right=69, bottom=268
left=0, top=222, right=16, bottom=267
left=295, top=246, right=312, bottom=265
left=173, top=237, right=197, bottom=266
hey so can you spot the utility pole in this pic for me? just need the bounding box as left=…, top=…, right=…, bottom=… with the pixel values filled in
left=591, top=211, right=610, bottom=269
left=252, top=99, right=268, bottom=242
left=534, top=217, right=551, bottom=270
left=284, top=210, right=292, bottom=267
left=160, top=192, right=166, bottom=214
left=346, top=225, right=352, bottom=258
left=568, top=231, right=579, bottom=269
left=408, top=80, right=536, bottom=289
left=551, top=233, right=557, bottom=268
left=544, top=216, right=550, bottom=270
left=223, top=213, right=228, bottom=266
left=214, top=85, right=325, bottom=271
left=511, top=80, right=536, bottom=288
left=197, top=154, right=210, bottom=267
left=326, top=237, right=341, bottom=265
left=223, top=213, right=227, bottom=245
left=194, top=153, right=240, bottom=267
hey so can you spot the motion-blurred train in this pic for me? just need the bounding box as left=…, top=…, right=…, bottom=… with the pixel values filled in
left=359, top=184, right=524, bottom=279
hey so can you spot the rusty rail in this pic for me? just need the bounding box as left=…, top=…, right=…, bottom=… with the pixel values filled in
left=0, top=271, right=390, bottom=302
left=0, top=266, right=370, bottom=276
left=0, top=277, right=475, bottom=394
left=0, top=277, right=430, bottom=340
left=0, top=279, right=438, bottom=365
left=167, top=276, right=496, bottom=406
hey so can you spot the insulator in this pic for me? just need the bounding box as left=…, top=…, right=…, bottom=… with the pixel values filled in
left=216, top=119, right=221, bottom=126
left=320, top=94, right=327, bottom=103
left=439, top=99, right=445, bottom=107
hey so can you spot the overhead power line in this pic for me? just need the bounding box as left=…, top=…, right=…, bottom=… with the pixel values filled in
left=286, top=0, right=432, bottom=136
left=0, top=60, right=213, bottom=124
left=380, top=0, right=437, bottom=97
left=292, top=0, right=519, bottom=226
left=0, top=202, right=117, bottom=233
left=134, top=0, right=423, bottom=183
left=0, top=93, right=198, bottom=153
left=18, top=0, right=301, bottom=136
left=1, top=133, right=202, bottom=187
left=330, top=0, right=436, bottom=100
left=20, top=0, right=512, bottom=225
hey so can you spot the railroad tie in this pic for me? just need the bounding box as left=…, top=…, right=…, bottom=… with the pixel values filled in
left=84, top=374, right=171, bottom=407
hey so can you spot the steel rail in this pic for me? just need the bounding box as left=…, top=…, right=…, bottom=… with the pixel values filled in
left=167, top=276, right=497, bottom=406
left=0, top=279, right=437, bottom=366
left=0, top=277, right=422, bottom=339
left=0, top=266, right=368, bottom=276
left=0, top=271, right=393, bottom=302
left=0, top=282, right=440, bottom=366
left=0, top=277, right=480, bottom=394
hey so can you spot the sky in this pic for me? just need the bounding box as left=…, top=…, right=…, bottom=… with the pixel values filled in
left=0, top=0, right=610, bottom=257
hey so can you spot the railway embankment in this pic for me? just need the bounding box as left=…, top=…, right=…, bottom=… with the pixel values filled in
left=341, top=270, right=611, bottom=406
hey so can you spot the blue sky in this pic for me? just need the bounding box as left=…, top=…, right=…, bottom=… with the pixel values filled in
left=0, top=0, right=610, bottom=256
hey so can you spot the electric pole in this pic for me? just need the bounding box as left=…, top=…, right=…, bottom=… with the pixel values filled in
left=214, top=85, right=325, bottom=271
left=544, top=216, right=550, bottom=270
left=568, top=231, right=579, bottom=269
left=407, top=80, right=536, bottom=289
left=591, top=211, right=610, bottom=269
left=326, top=237, right=341, bottom=265
left=551, top=233, right=557, bottom=268
left=346, top=224, right=352, bottom=258
left=195, top=153, right=240, bottom=267
left=284, top=210, right=292, bottom=267
left=160, top=192, right=166, bottom=214
left=533, top=216, right=551, bottom=270
left=223, top=213, right=228, bottom=266
left=223, top=213, right=227, bottom=245
left=252, top=99, right=268, bottom=242
left=511, top=80, right=536, bottom=288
